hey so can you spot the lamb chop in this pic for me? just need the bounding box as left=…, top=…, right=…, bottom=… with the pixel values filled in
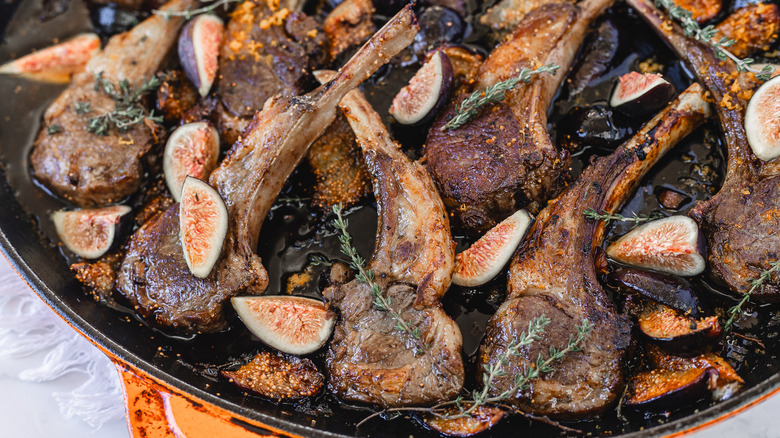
left=314, top=71, right=462, bottom=407
left=213, top=0, right=328, bottom=145
left=425, top=0, right=614, bottom=233
left=478, top=83, right=712, bottom=417
left=30, top=0, right=192, bottom=207
left=628, top=0, right=780, bottom=301
left=114, top=6, right=420, bottom=333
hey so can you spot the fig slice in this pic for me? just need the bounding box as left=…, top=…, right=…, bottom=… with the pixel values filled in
left=0, top=33, right=100, bottom=83
left=163, top=121, right=220, bottom=202
left=452, top=209, right=533, bottom=287
left=745, top=74, right=780, bottom=161
left=179, top=176, right=228, bottom=278
left=606, top=215, right=705, bottom=276
left=610, top=71, right=675, bottom=118
left=221, top=351, right=325, bottom=399
left=231, top=296, right=336, bottom=355
left=646, top=345, right=743, bottom=402
left=637, top=302, right=721, bottom=353
left=608, top=268, right=705, bottom=317
left=424, top=405, right=507, bottom=436
left=178, top=14, right=224, bottom=97
left=51, top=205, right=132, bottom=259
left=624, top=367, right=712, bottom=410
left=389, top=49, right=454, bottom=126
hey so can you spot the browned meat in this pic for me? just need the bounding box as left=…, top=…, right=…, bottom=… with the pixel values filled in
left=114, top=6, right=420, bottom=333
left=306, top=113, right=370, bottom=209
left=29, top=0, right=192, bottom=207
left=479, top=0, right=573, bottom=31
left=323, top=0, right=376, bottom=61
left=222, top=351, right=324, bottom=399
left=318, top=76, right=463, bottom=407
left=714, top=3, right=780, bottom=59
left=425, top=0, right=613, bottom=233
left=629, top=0, right=780, bottom=301
left=213, top=0, right=328, bottom=144
left=478, top=84, right=711, bottom=418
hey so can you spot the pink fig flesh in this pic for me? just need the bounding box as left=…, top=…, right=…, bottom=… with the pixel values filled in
left=0, top=33, right=100, bottom=83
left=745, top=74, right=780, bottom=161
left=163, top=121, right=220, bottom=202
left=231, top=295, right=336, bottom=355
left=51, top=205, right=132, bottom=259
left=610, top=71, right=674, bottom=117
left=178, top=14, right=224, bottom=97
left=389, top=50, right=454, bottom=126
left=179, top=176, right=228, bottom=278
left=453, top=209, right=533, bottom=287
left=606, top=215, right=705, bottom=276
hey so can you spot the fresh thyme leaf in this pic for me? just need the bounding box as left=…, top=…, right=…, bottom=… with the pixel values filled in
left=332, top=203, right=427, bottom=352
left=87, top=72, right=162, bottom=136
left=47, top=124, right=62, bottom=135
left=74, top=101, right=91, bottom=115
left=654, top=0, right=774, bottom=81
left=441, top=64, right=560, bottom=131
left=725, top=260, right=780, bottom=331
left=153, top=0, right=242, bottom=19
left=583, top=207, right=662, bottom=224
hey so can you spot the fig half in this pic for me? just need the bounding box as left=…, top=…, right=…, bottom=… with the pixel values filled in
left=0, top=33, right=100, bottom=83
left=624, top=367, right=712, bottom=410
left=452, top=209, right=533, bottom=287
left=163, top=122, right=220, bottom=202
left=425, top=405, right=507, bottom=436
left=178, top=14, right=224, bottom=97
left=231, top=296, right=336, bottom=355
left=608, top=268, right=705, bottom=317
left=389, top=50, right=454, bottom=126
left=638, top=302, right=721, bottom=354
left=745, top=74, right=780, bottom=161
left=610, top=72, right=675, bottom=118
left=606, top=216, right=705, bottom=276
left=51, top=205, right=132, bottom=259
left=179, top=176, right=228, bottom=278
left=221, top=351, right=325, bottom=399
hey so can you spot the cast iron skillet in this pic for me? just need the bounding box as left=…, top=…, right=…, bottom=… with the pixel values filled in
left=2, top=0, right=780, bottom=436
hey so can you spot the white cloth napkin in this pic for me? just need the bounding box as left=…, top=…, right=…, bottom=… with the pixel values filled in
left=0, top=262, right=123, bottom=430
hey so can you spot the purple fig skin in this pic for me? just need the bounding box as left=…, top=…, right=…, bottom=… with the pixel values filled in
left=390, top=50, right=454, bottom=126
left=178, top=14, right=224, bottom=97
left=608, top=268, right=705, bottom=317
left=610, top=73, right=675, bottom=118
left=637, top=303, right=721, bottom=355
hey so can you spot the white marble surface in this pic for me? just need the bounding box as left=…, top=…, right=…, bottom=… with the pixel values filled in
left=0, top=254, right=778, bottom=438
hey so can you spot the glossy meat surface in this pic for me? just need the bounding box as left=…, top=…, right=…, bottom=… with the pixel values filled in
left=479, top=84, right=711, bottom=417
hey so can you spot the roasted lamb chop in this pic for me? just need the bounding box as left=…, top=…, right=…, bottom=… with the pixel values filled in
left=629, top=0, right=780, bottom=301
left=114, top=6, right=420, bottom=333
left=30, top=0, right=192, bottom=207
left=213, top=0, right=328, bottom=145
left=425, top=0, right=614, bottom=233
left=478, top=83, right=712, bottom=417
left=314, top=71, right=462, bottom=407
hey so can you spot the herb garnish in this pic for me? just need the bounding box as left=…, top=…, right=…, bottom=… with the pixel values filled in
left=87, top=72, right=163, bottom=136
left=583, top=207, right=662, bottom=224
left=357, top=315, right=592, bottom=427
left=654, top=0, right=774, bottom=81
left=332, top=203, right=428, bottom=354
left=74, top=101, right=91, bottom=115
left=441, top=64, right=560, bottom=131
left=154, top=0, right=241, bottom=19
left=725, top=260, right=780, bottom=331
left=47, top=124, right=62, bottom=135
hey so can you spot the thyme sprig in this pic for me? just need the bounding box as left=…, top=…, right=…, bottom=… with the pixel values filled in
left=725, top=260, right=780, bottom=331
left=87, top=72, right=163, bottom=136
left=332, top=204, right=427, bottom=353
left=154, top=0, right=242, bottom=19
left=654, top=0, right=774, bottom=81
left=583, top=207, right=662, bottom=224
left=356, top=315, right=593, bottom=427
left=441, top=64, right=560, bottom=131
